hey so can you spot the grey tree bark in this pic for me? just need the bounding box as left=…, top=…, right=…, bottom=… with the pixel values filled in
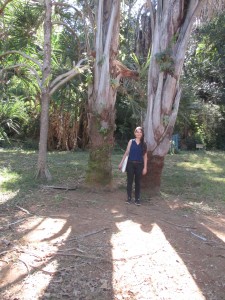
left=143, top=0, right=206, bottom=194
left=36, top=0, right=52, bottom=180
left=86, top=0, right=121, bottom=187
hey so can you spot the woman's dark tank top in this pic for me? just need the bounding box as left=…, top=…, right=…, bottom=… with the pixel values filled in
left=128, top=139, right=143, bottom=162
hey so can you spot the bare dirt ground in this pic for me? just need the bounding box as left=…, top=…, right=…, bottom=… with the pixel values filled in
left=0, top=184, right=225, bottom=300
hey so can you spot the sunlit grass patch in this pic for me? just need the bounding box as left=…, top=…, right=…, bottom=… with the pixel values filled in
left=162, top=151, right=225, bottom=203
left=0, top=167, right=21, bottom=192
left=0, top=166, right=21, bottom=204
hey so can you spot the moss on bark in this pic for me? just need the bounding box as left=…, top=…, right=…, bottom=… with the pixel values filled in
left=86, top=144, right=113, bottom=186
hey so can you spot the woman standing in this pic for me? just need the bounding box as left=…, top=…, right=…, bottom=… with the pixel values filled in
left=119, top=127, right=147, bottom=205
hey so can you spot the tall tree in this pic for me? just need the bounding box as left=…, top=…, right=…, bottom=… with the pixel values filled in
left=0, top=0, right=87, bottom=180
left=86, top=0, right=121, bottom=186
left=143, top=0, right=225, bottom=195
left=36, top=0, right=87, bottom=179
left=86, top=0, right=139, bottom=187
left=36, top=0, right=52, bottom=180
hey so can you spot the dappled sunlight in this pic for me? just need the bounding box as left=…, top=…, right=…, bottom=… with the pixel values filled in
left=0, top=170, right=21, bottom=191
left=111, top=208, right=125, bottom=219
left=0, top=189, right=19, bottom=204
left=2, top=256, right=60, bottom=299
left=205, top=227, right=225, bottom=243
left=22, top=216, right=71, bottom=243
left=111, top=222, right=205, bottom=299
left=201, top=216, right=225, bottom=243
left=0, top=215, right=72, bottom=298
left=208, top=176, right=225, bottom=183
left=177, top=156, right=224, bottom=173
left=187, top=201, right=217, bottom=213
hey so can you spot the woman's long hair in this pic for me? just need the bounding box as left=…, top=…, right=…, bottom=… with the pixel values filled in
left=135, top=126, right=147, bottom=155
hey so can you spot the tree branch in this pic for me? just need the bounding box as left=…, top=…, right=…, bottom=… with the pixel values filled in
left=50, top=67, right=86, bottom=96
left=52, top=1, right=82, bottom=17
left=50, top=58, right=86, bottom=88
left=0, top=51, right=42, bottom=69
left=0, top=64, right=41, bottom=87
left=97, top=1, right=120, bottom=107
left=0, top=0, right=13, bottom=15
left=50, top=59, right=87, bottom=95
left=148, top=0, right=155, bottom=35
left=94, top=0, right=104, bottom=90
left=175, top=0, right=203, bottom=65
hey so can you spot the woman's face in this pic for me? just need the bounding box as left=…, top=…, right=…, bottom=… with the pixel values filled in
left=134, top=128, right=143, bottom=138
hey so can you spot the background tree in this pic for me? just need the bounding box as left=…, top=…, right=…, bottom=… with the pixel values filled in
left=37, top=0, right=52, bottom=180
left=115, top=1, right=151, bottom=145
left=177, top=13, right=225, bottom=150
left=0, top=0, right=87, bottom=179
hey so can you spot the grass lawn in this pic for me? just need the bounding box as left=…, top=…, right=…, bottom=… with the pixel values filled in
left=162, top=151, right=225, bottom=203
left=0, top=148, right=225, bottom=206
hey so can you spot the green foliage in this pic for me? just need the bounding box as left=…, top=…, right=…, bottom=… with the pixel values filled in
left=130, top=51, right=151, bottom=78
left=0, top=0, right=88, bottom=150
left=110, top=78, right=120, bottom=89
left=155, top=49, right=174, bottom=74
left=185, top=14, right=225, bottom=105
left=99, top=126, right=109, bottom=136
left=177, top=13, right=225, bottom=150
left=2, top=1, right=44, bottom=50
left=193, top=124, right=205, bottom=144
left=2, top=0, right=225, bottom=154
left=0, top=98, right=28, bottom=143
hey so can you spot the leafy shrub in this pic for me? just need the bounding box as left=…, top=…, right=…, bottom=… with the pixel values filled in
left=0, top=98, right=28, bottom=143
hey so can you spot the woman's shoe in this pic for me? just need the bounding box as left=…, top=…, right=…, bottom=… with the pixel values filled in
left=135, top=199, right=141, bottom=206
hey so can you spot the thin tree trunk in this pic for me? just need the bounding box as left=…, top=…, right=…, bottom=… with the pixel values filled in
left=37, top=93, right=52, bottom=180
left=36, top=0, right=52, bottom=180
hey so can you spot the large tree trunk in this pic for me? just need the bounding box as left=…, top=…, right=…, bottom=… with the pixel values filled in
left=36, top=0, right=52, bottom=180
left=143, top=1, right=204, bottom=195
left=86, top=108, right=115, bottom=186
left=142, top=152, right=165, bottom=195
left=86, top=0, right=120, bottom=187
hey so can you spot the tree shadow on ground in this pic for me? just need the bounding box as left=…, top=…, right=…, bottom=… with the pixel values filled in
left=1, top=186, right=225, bottom=299
left=1, top=150, right=225, bottom=299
